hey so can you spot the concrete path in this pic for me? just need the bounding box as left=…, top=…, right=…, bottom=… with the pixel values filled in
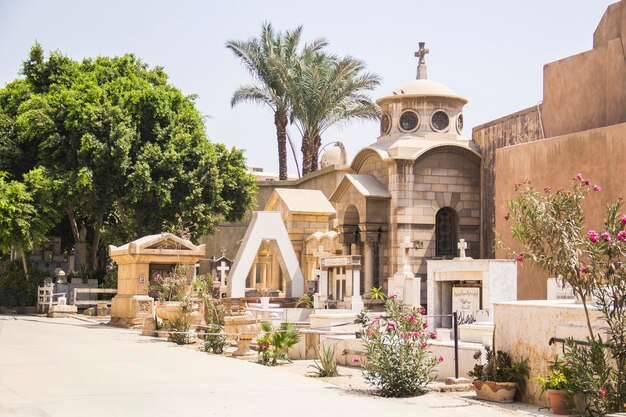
left=0, top=315, right=542, bottom=417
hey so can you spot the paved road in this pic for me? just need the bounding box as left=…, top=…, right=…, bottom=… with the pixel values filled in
left=0, top=315, right=536, bottom=417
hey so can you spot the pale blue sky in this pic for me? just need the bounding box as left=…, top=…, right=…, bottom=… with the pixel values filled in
left=0, top=1, right=615, bottom=175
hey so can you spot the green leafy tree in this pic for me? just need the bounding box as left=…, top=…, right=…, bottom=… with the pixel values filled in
left=0, top=169, right=58, bottom=278
left=0, top=44, right=256, bottom=269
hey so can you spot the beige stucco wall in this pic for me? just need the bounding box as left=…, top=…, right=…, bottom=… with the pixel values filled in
left=495, top=123, right=626, bottom=300
left=542, top=0, right=626, bottom=138
left=495, top=300, right=604, bottom=405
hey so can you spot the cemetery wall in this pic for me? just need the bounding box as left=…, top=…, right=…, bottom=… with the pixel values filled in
left=494, top=300, right=604, bottom=406
left=494, top=123, right=626, bottom=299
left=472, top=106, right=543, bottom=260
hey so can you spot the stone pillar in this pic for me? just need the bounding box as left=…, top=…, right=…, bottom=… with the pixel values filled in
left=338, top=225, right=356, bottom=256
left=363, top=242, right=373, bottom=294
left=261, top=262, right=267, bottom=289
left=360, top=225, right=381, bottom=294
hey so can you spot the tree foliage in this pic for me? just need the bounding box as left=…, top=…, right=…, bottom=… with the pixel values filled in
left=0, top=44, right=256, bottom=269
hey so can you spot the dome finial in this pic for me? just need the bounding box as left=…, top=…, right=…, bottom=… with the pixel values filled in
left=414, top=42, right=429, bottom=80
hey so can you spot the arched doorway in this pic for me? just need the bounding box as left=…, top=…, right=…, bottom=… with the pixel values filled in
left=435, top=208, right=457, bottom=259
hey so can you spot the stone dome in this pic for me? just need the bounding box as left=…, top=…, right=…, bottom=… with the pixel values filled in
left=376, top=79, right=467, bottom=105
left=320, top=142, right=347, bottom=168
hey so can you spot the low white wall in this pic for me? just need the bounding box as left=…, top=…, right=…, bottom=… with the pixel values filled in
left=494, top=300, right=604, bottom=405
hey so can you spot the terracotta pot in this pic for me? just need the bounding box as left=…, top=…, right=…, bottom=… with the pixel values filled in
left=547, top=389, right=570, bottom=415
left=155, top=302, right=183, bottom=322
left=472, top=380, right=518, bottom=403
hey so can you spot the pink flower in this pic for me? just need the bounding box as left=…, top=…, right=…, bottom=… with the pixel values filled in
left=515, top=253, right=524, bottom=263
left=386, top=321, right=396, bottom=331
left=580, top=266, right=588, bottom=274
left=423, top=322, right=428, bottom=329
left=353, top=357, right=360, bottom=364
left=576, top=173, right=584, bottom=181
left=602, top=231, right=612, bottom=242
left=402, top=332, right=410, bottom=340
left=588, top=230, right=601, bottom=243
left=600, top=389, right=606, bottom=397
left=419, top=306, right=426, bottom=315
left=389, top=294, right=397, bottom=300
left=585, top=179, right=592, bottom=186
left=420, top=341, right=428, bottom=348
left=412, top=331, right=421, bottom=338
left=408, top=315, right=417, bottom=323
left=438, top=356, right=444, bottom=363
left=621, top=214, right=626, bottom=224
left=593, top=184, right=602, bottom=191
left=617, top=230, right=626, bottom=242
left=430, top=332, right=437, bottom=340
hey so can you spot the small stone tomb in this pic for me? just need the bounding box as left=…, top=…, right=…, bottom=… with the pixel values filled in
left=108, top=233, right=205, bottom=327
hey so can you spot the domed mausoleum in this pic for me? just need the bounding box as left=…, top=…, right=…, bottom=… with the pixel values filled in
left=207, top=44, right=482, bottom=308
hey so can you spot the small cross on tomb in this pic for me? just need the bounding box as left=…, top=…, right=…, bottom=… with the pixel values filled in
left=457, top=239, right=468, bottom=259
left=217, top=261, right=230, bottom=285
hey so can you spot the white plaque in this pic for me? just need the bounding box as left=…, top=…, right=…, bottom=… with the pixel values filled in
left=452, top=286, right=481, bottom=325
left=321, top=257, right=350, bottom=267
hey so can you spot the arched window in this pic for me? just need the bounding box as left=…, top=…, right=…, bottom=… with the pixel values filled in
left=436, top=208, right=457, bottom=258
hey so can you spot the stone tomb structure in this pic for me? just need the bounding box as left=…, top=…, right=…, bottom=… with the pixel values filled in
left=426, top=257, right=516, bottom=333
left=227, top=211, right=305, bottom=298
left=109, top=233, right=205, bottom=327
left=208, top=248, right=233, bottom=298
left=315, top=254, right=363, bottom=311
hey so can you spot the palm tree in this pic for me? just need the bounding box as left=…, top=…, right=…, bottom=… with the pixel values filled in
left=287, top=52, right=381, bottom=175
left=226, top=24, right=326, bottom=180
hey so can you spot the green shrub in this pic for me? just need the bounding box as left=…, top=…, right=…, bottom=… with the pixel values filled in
left=0, top=261, right=46, bottom=307
left=308, top=344, right=338, bottom=377
left=203, top=324, right=228, bottom=354
left=257, top=321, right=301, bottom=366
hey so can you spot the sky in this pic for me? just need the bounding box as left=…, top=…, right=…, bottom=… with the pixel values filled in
left=0, top=0, right=616, bottom=176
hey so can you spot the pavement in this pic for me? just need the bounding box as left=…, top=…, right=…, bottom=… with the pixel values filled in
left=0, top=315, right=551, bottom=417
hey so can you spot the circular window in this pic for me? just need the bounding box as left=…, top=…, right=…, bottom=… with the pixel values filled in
left=456, top=113, right=464, bottom=133
left=431, top=110, right=450, bottom=132
left=380, top=114, right=391, bottom=135
left=399, top=111, right=419, bottom=132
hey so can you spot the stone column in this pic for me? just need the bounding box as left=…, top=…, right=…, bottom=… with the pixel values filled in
left=338, top=225, right=356, bottom=256
left=359, top=224, right=381, bottom=295
left=363, top=241, right=373, bottom=294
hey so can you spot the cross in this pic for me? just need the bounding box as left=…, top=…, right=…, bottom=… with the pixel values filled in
left=219, top=247, right=226, bottom=258
left=458, top=239, right=467, bottom=258
left=414, top=42, right=429, bottom=65
left=217, top=261, right=230, bottom=285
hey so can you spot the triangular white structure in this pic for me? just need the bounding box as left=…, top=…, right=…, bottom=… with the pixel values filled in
left=227, top=211, right=304, bottom=298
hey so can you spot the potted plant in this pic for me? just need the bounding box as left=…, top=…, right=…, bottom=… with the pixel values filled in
left=537, top=357, right=572, bottom=415
left=468, top=343, right=530, bottom=403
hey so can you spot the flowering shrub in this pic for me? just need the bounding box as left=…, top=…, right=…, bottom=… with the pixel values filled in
left=358, top=297, right=440, bottom=397
left=507, top=174, right=626, bottom=414
left=147, top=264, right=193, bottom=302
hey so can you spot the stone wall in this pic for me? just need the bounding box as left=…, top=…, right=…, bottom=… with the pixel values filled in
left=410, top=149, right=480, bottom=276
left=472, top=106, right=543, bottom=259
